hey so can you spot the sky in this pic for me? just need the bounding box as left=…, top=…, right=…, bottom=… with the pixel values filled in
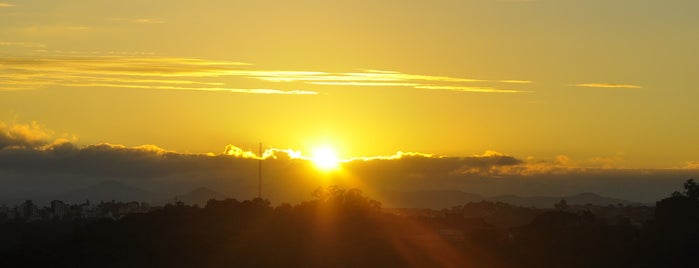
left=1, top=0, right=698, bottom=203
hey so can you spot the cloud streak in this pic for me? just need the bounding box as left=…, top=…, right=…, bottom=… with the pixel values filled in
left=0, top=56, right=316, bottom=94
left=0, top=52, right=532, bottom=94
left=247, top=69, right=530, bottom=93
left=414, top=85, right=528, bottom=93
left=0, top=3, right=14, bottom=8
left=109, top=18, right=166, bottom=24
left=573, top=83, right=642, bottom=89
left=0, top=41, right=46, bottom=48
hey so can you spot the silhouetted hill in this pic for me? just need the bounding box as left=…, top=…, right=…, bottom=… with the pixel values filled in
left=171, top=187, right=227, bottom=206
left=54, top=180, right=169, bottom=204
left=380, top=190, right=484, bottom=208
left=380, top=190, right=642, bottom=209
left=488, top=192, right=642, bottom=208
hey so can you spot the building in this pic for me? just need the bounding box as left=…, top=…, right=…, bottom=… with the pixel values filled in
left=50, top=200, right=68, bottom=219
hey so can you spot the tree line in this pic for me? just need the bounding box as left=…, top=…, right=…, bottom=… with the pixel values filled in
left=1, top=181, right=698, bottom=267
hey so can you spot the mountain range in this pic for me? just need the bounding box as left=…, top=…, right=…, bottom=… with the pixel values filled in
left=53, top=180, right=171, bottom=205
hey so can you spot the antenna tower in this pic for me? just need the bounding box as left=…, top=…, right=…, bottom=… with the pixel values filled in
left=258, top=142, right=262, bottom=199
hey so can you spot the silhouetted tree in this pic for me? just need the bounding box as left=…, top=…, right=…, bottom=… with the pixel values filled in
left=683, top=179, right=699, bottom=200
left=554, top=199, right=569, bottom=210
left=641, top=179, right=699, bottom=268
left=311, top=186, right=381, bottom=211
left=6, top=181, right=699, bottom=268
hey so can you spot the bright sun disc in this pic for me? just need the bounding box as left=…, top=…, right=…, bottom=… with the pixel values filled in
left=312, top=147, right=340, bottom=171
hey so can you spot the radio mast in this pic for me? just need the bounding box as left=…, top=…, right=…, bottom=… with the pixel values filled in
left=258, top=142, right=262, bottom=199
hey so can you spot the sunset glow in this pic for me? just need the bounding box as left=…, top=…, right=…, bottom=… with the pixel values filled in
left=1, top=1, right=699, bottom=267
left=311, top=147, right=340, bottom=171
left=0, top=0, right=697, bottom=213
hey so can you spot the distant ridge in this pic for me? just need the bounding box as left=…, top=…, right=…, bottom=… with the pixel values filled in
left=380, top=190, right=644, bottom=209
left=171, top=187, right=227, bottom=206
left=17, top=182, right=227, bottom=206
left=380, top=190, right=484, bottom=209
left=488, top=192, right=643, bottom=208
left=17, top=182, right=644, bottom=209
left=54, top=180, right=170, bottom=204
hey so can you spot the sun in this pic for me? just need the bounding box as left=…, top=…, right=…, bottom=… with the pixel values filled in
left=311, top=147, right=340, bottom=171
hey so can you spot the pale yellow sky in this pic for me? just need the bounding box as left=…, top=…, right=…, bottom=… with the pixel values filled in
left=1, top=0, right=698, bottom=168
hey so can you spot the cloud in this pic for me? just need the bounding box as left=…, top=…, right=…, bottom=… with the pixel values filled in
left=0, top=127, right=695, bottom=204
left=0, top=142, right=196, bottom=178
left=0, top=122, right=622, bottom=187
left=572, top=83, right=642, bottom=89
left=0, top=138, right=322, bottom=202
left=414, top=85, right=528, bottom=93
left=681, top=161, right=699, bottom=169
left=498, top=80, right=533, bottom=84
left=449, top=151, right=525, bottom=176
left=0, top=55, right=317, bottom=94
left=60, top=83, right=317, bottom=95
left=0, top=52, right=531, bottom=94
left=344, top=150, right=523, bottom=182
left=223, top=145, right=259, bottom=158
left=497, top=0, right=540, bottom=2
left=474, top=153, right=629, bottom=177
left=224, top=88, right=317, bottom=95
left=0, top=121, right=53, bottom=149
left=0, top=3, right=14, bottom=8
left=0, top=42, right=46, bottom=48
left=347, top=151, right=439, bottom=162
left=308, top=82, right=420, bottom=87
left=0, top=56, right=250, bottom=77
left=21, top=25, right=91, bottom=35
left=109, top=18, right=166, bottom=24
left=247, top=69, right=531, bottom=93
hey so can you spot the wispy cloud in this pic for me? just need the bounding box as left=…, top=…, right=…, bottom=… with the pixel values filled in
left=499, top=80, right=533, bottom=84
left=0, top=56, right=250, bottom=77
left=0, top=53, right=531, bottom=94
left=681, top=161, right=699, bottom=170
left=215, top=88, right=317, bottom=95
left=246, top=69, right=531, bottom=93
left=109, top=18, right=166, bottom=24
left=0, top=55, right=316, bottom=94
left=21, top=25, right=91, bottom=34
left=414, top=85, right=528, bottom=93
left=496, top=0, right=541, bottom=2
left=0, top=2, right=14, bottom=8
left=0, top=42, right=45, bottom=48
left=308, top=82, right=420, bottom=87
left=346, top=151, right=440, bottom=162
left=61, top=83, right=317, bottom=95
left=471, top=153, right=628, bottom=177
left=572, top=83, right=642, bottom=89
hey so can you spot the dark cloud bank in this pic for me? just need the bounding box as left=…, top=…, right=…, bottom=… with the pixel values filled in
left=1, top=122, right=697, bottom=205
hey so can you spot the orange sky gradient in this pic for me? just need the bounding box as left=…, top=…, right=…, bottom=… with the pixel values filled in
left=1, top=0, right=699, bottom=202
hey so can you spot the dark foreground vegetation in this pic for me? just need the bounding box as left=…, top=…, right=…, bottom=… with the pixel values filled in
left=1, top=180, right=698, bottom=268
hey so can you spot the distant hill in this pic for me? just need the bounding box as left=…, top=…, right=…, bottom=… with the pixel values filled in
left=54, top=180, right=170, bottom=204
left=488, top=192, right=643, bottom=208
left=379, top=190, right=643, bottom=209
left=171, top=187, right=227, bottom=206
left=379, top=190, right=484, bottom=208
left=38, top=182, right=644, bottom=209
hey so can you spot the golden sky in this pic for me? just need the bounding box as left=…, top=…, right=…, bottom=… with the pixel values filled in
left=1, top=0, right=698, bottom=170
